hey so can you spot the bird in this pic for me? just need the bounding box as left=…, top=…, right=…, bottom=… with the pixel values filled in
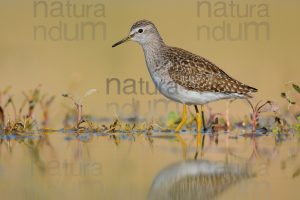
left=148, top=160, right=251, bottom=200
left=112, top=20, right=257, bottom=137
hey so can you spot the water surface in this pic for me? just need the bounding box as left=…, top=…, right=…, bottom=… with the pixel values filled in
left=0, top=132, right=299, bottom=200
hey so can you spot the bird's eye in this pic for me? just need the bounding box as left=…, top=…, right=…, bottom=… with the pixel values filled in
left=138, top=29, right=144, bottom=33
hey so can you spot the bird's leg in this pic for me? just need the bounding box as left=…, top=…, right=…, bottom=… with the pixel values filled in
left=175, top=104, right=187, bottom=133
left=194, top=105, right=202, bottom=147
left=175, top=133, right=187, bottom=160
left=201, top=105, right=207, bottom=132
left=175, top=105, right=188, bottom=159
left=194, top=105, right=202, bottom=133
left=194, top=105, right=206, bottom=159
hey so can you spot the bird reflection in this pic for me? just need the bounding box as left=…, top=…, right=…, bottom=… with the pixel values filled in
left=148, top=160, right=251, bottom=200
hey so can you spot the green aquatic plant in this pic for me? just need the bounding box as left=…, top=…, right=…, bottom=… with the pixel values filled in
left=280, top=82, right=300, bottom=133
left=3, top=116, right=36, bottom=134
left=102, top=118, right=145, bottom=134
left=272, top=116, right=289, bottom=137
left=102, top=119, right=120, bottom=133
left=281, top=82, right=300, bottom=109
left=272, top=126, right=280, bottom=135
left=292, top=83, right=300, bottom=94
left=281, top=92, right=296, bottom=106
left=20, top=85, right=50, bottom=132
left=0, top=86, right=57, bottom=135
left=0, top=88, right=37, bottom=134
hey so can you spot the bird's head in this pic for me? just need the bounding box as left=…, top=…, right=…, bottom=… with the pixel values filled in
left=112, top=20, right=164, bottom=48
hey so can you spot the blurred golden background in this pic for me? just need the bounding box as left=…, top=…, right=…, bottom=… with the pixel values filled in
left=0, top=0, right=299, bottom=127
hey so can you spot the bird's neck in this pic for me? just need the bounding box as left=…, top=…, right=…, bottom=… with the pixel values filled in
left=142, top=38, right=165, bottom=52
left=141, top=40, right=166, bottom=70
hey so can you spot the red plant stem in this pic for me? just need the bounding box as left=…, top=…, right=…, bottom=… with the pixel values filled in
left=76, top=103, right=83, bottom=128
left=0, top=106, right=4, bottom=125
left=249, top=137, right=259, bottom=160
left=252, top=112, right=258, bottom=133
left=28, top=107, right=34, bottom=118
left=43, top=110, right=48, bottom=127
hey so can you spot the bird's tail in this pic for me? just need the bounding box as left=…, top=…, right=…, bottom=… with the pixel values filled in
left=244, top=85, right=258, bottom=98
left=247, top=86, right=258, bottom=93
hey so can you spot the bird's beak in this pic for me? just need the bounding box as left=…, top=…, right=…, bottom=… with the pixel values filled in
left=112, top=35, right=132, bottom=48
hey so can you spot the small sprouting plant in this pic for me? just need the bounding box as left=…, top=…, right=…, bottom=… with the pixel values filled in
left=39, top=95, right=55, bottom=128
left=4, top=96, right=17, bottom=121
left=0, top=85, right=52, bottom=134
left=0, top=87, right=11, bottom=130
left=22, top=86, right=41, bottom=119
left=62, top=89, right=97, bottom=131
left=102, top=119, right=120, bottom=133
left=246, top=99, right=279, bottom=133
left=146, top=120, right=154, bottom=135
left=272, top=116, right=288, bottom=136
left=281, top=92, right=296, bottom=106
left=206, top=104, right=231, bottom=132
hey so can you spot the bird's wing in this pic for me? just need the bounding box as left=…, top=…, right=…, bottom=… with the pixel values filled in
left=166, top=47, right=257, bottom=95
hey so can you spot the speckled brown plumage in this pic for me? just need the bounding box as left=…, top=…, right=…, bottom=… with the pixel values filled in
left=163, top=47, right=257, bottom=95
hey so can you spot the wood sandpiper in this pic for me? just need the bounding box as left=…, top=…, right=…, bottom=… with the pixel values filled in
left=112, top=20, right=257, bottom=137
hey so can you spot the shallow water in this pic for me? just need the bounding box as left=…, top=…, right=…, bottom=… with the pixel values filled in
left=0, top=132, right=299, bottom=200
